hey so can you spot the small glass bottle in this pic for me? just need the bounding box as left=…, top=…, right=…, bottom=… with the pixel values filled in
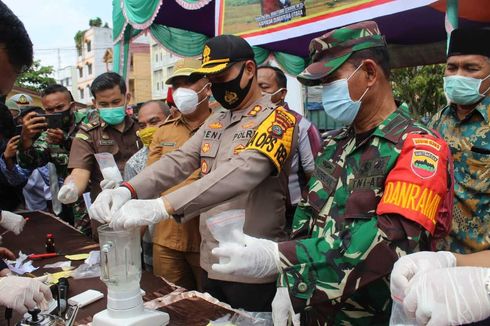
left=45, top=233, right=56, bottom=253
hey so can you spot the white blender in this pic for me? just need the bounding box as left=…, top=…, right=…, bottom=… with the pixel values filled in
left=92, top=225, right=169, bottom=326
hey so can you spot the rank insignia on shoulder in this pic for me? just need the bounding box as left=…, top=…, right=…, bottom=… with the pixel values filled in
left=208, top=121, right=223, bottom=129
left=247, top=105, right=262, bottom=116
left=75, top=133, right=89, bottom=141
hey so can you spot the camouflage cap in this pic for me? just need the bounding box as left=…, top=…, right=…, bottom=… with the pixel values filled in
left=297, top=21, right=386, bottom=86
left=165, top=58, right=202, bottom=85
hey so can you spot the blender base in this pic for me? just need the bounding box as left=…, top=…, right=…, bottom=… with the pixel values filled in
left=93, top=308, right=169, bottom=326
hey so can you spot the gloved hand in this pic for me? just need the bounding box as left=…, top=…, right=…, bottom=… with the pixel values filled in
left=0, top=211, right=26, bottom=235
left=89, top=187, right=132, bottom=224
left=100, top=179, right=120, bottom=190
left=272, top=287, right=300, bottom=326
left=403, top=267, right=490, bottom=325
left=57, top=181, right=79, bottom=204
left=109, top=198, right=169, bottom=229
left=0, top=275, right=53, bottom=314
left=391, top=251, right=456, bottom=302
left=211, top=230, right=280, bottom=278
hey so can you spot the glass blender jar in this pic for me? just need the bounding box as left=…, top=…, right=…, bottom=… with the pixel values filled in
left=92, top=225, right=168, bottom=326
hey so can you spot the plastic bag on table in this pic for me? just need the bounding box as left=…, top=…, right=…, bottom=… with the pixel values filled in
left=71, top=263, right=100, bottom=279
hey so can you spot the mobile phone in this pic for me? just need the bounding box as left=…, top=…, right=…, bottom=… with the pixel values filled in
left=38, top=113, right=63, bottom=129
left=15, top=125, right=22, bottom=135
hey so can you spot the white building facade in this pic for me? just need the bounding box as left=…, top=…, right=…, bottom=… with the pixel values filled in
left=56, top=65, right=79, bottom=102
left=76, top=26, right=113, bottom=104
left=150, top=39, right=179, bottom=100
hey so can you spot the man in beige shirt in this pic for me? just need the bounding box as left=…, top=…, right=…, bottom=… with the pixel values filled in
left=91, top=35, right=298, bottom=311
left=148, top=58, right=211, bottom=290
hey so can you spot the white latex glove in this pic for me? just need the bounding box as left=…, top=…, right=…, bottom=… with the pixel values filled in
left=89, top=187, right=132, bottom=224
left=109, top=198, right=169, bottom=229
left=57, top=181, right=79, bottom=204
left=0, top=211, right=26, bottom=235
left=100, top=179, right=119, bottom=190
left=211, top=230, right=280, bottom=278
left=272, top=287, right=300, bottom=326
left=0, top=276, right=53, bottom=314
left=391, top=251, right=456, bottom=302
left=403, top=267, right=490, bottom=325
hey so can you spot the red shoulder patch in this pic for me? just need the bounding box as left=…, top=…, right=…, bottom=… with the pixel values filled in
left=377, top=133, right=450, bottom=235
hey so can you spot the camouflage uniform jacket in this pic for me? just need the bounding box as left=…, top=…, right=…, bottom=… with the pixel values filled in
left=17, top=125, right=79, bottom=178
left=429, top=97, right=490, bottom=253
left=277, top=105, right=453, bottom=325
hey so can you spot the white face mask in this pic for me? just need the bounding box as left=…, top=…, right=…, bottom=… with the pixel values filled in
left=173, top=83, right=210, bottom=115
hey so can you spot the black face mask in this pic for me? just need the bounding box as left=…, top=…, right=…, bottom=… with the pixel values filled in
left=211, top=64, right=253, bottom=110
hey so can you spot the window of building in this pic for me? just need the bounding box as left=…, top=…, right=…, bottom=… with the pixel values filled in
left=86, top=86, right=91, bottom=99
left=78, top=67, right=83, bottom=78
left=87, top=63, right=92, bottom=75
left=167, top=66, right=173, bottom=75
left=157, top=82, right=160, bottom=91
left=155, top=54, right=158, bottom=62
left=87, top=41, right=92, bottom=52
left=160, top=52, right=163, bottom=61
left=79, top=88, right=84, bottom=100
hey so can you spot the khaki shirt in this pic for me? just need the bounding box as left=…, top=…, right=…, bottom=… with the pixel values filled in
left=147, top=114, right=203, bottom=253
left=129, top=95, right=298, bottom=284
left=68, top=114, right=140, bottom=200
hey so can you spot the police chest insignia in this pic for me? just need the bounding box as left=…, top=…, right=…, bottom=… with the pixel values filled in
left=233, top=144, right=245, bottom=155
left=99, top=139, right=115, bottom=146
left=161, top=142, right=176, bottom=147
left=208, top=121, right=223, bottom=129
left=242, top=121, right=255, bottom=129
left=247, top=105, right=262, bottom=116
left=224, top=91, right=238, bottom=104
left=202, top=143, right=211, bottom=153
left=201, top=160, right=209, bottom=174
left=411, top=150, right=439, bottom=179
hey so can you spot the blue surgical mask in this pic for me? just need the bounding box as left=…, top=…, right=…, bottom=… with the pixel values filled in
left=443, top=74, right=490, bottom=105
left=99, top=106, right=126, bottom=125
left=321, top=64, right=369, bottom=125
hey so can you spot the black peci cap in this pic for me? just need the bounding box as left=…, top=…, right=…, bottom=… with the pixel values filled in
left=194, top=34, right=255, bottom=75
left=448, top=28, right=490, bottom=58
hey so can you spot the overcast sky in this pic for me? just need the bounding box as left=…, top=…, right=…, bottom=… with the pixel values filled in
left=4, top=0, right=113, bottom=72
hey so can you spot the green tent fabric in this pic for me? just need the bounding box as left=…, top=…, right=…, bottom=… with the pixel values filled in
left=121, top=0, right=162, bottom=29
left=112, top=0, right=126, bottom=42
left=149, top=24, right=208, bottom=57
left=112, top=0, right=306, bottom=77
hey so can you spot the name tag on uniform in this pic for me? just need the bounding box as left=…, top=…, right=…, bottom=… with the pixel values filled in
left=161, top=142, right=176, bottom=147
left=99, top=140, right=115, bottom=146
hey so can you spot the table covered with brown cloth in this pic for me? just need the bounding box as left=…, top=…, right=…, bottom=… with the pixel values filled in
left=1, top=211, right=249, bottom=325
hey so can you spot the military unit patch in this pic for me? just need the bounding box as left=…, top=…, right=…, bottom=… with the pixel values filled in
left=411, top=150, right=439, bottom=179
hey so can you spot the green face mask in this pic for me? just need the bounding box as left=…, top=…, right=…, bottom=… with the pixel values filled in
left=99, top=106, right=126, bottom=125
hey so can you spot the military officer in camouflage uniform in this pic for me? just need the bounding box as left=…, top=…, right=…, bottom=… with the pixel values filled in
left=211, top=21, right=454, bottom=325
left=18, top=84, right=89, bottom=231
left=429, top=28, right=490, bottom=254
